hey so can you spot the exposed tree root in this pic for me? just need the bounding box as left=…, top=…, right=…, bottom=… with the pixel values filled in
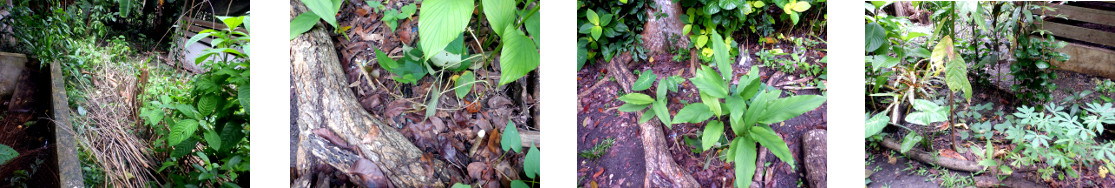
left=879, top=137, right=1045, bottom=188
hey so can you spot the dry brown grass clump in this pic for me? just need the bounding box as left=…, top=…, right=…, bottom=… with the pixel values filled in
left=73, top=61, right=156, bottom=187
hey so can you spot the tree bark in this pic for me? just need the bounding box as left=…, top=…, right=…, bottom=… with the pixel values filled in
left=606, top=52, right=700, bottom=187
left=641, top=0, right=690, bottom=55
left=290, top=1, right=463, bottom=187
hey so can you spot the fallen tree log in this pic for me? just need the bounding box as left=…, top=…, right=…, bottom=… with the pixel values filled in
left=606, top=52, right=700, bottom=187
left=879, top=137, right=1044, bottom=187
left=290, top=1, right=463, bottom=187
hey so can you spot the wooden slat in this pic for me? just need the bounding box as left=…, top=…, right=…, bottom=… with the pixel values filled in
left=1052, top=42, right=1115, bottom=80
left=1039, top=3, right=1115, bottom=27
left=1039, top=21, right=1115, bottom=47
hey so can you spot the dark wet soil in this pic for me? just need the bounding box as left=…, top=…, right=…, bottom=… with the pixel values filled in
left=0, top=60, right=59, bottom=187
left=577, top=30, right=827, bottom=187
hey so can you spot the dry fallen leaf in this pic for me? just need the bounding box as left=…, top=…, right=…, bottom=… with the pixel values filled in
left=938, top=149, right=967, bottom=161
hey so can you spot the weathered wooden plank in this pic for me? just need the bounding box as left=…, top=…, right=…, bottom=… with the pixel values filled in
left=1052, top=42, right=1115, bottom=80
left=1039, top=21, right=1115, bottom=48
left=1039, top=3, right=1115, bottom=27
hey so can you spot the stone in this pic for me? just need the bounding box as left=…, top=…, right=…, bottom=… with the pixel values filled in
left=0, top=52, right=27, bottom=98
left=802, top=129, right=827, bottom=188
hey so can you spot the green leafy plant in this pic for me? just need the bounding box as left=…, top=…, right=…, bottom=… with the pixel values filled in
left=576, top=0, right=650, bottom=70
left=496, top=120, right=540, bottom=188
left=143, top=15, right=250, bottom=186
left=1004, top=103, right=1115, bottom=180
left=579, top=138, right=615, bottom=159
left=618, top=34, right=824, bottom=188
left=1096, top=79, right=1115, bottom=103
left=373, top=2, right=416, bottom=32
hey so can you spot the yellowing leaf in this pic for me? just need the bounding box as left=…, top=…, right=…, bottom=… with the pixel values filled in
left=791, top=1, right=811, bottom=12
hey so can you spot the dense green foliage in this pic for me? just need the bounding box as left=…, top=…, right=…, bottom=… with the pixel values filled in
left=576, top=0, right=651, bottom=70
left=140, top=16, right=250, bottom=186
left=1004, top=103, right=1115, bottom=180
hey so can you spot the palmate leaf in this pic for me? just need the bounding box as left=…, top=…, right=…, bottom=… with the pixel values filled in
left=498, top=25, right=541, bottom=86
left=946, top=55, right=973, bottom=101
left=702, top=120, right=724, bottom=151
left=482, top=0, right=516, bottom=36
left=734, top=136, right=757, bottom=188
left=419, top=0, right=474, bottom=62
left=751, top=125, right=796, bottom=169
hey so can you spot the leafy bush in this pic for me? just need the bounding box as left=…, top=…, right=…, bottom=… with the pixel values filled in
left=618, top=33, right=824, bottom=188
left=141, top=15, right=250, bottom=186
left=1003, top=103, right=1115, bottom=179
left=1010, top=34, right=1068, bottom=104
left=576, top=0, right=651, bottom=70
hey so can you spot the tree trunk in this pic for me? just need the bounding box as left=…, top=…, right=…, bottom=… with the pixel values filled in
left=641, top=0, right=690, bottom=55
left=290, top=1, right=463, bottom=187
left=606, top=52, right=700, bottom=187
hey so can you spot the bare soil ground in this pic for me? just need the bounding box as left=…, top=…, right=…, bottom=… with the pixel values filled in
left=0, top=60, right=58, bottom=187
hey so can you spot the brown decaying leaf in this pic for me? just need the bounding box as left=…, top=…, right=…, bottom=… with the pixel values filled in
left=350, top=158, right=391, bottom=188
left=486, top=128, right=502, bottom=153
left=313, top=128, right=350, bottom=150
left=939, top=149, right=967, bottom=160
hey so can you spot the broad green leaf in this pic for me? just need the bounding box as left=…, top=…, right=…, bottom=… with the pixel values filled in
left=735, top=67, right=761, bottom=98
left=790, top=1, right=810, bottom=12
left=451, top=183, right=472, bottom=188
left=590, top=25, right=603, bottom=40
left=871, top=55, right=899, bottom=71
left=238, top=83, right=250, bottom=113
left=618, top=103, right=650, bottom=112
left=866, top=112, right=889, bottom=138
left=419, top=0, right=474, bottom=62
left=217, top=16, right=245, bottom=30
left=656, top=78, right=668, bottom=101
left=719, top=0, right=738, bottom=10
left=702, top=120, right=725, bottom=151
left=909, top=47, right=931, bottom=58
left=510, top=180, right=529, bottom=188
left=169, top=119, right=199, bottom=146
left=501, top=121, right=523, bottom=153
left=198, top=95, right=220, bottom=117
left=902, top=32, right=930, bottom=42
left=586, top=9, right=600, bottom=25
left=674, top=103, right=713, bottom=124
left=175, top=104, right=201, bottom=120
left=289, top=13, right=320, bottom=40
left=865, top=23, right=886, bottom=52
left=946, top=55, right=973, bottom=101
left=906, top=100, right=948, bottom=125
left=204, top=129, right=222, bottom=151
left=455, top=71, right=476, bottom=98
left=696, top=35, right=708, bottom=49
left=900, top=132, right=923, bottom=153
left=119, top=0, right=132, bottom=17
left=701, top=93, right=722, bottom=117
left=751, top=125, right=796, bottom=169
left=526, top=9, right=540, bottom=46
left=219, top=122, right=245, bottom=153
left=633, top=70, right=658, bottom=91
left=483, top=0, right=516, bottom=36
left=734, top=137, right=757, bottom=188
left=910, top=99, right=941, bottom=112
left=653, top=101, right=672, bottom=128
left=618, top=93, right=654, bottom=105
left=524, top=144, right=540, bottom=178
left=930, top=36, right=954, bottom=68
left=710, top=30, right=732, bottom=80
left=757, top=95, right=825, bottom=124
left=726, top=94, right=748, bottom=134
left=690, top=66, right=728, bottom=98
left=185, top=32, right=213, bottom=47
left=498, top=25, right=541, bottom=86
left=0, top=144, right=17, bottom=165
left=640, top=107, right=656, bottom=124
left=301, top=0, right=338, bottom=28
left=400, top=3, right=417, bottom=18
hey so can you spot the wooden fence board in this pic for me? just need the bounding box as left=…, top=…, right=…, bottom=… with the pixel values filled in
left=1040, top=4, right=1115, bottom=27
left=1052, top=42, right=1115, bottom=80
left=1039, top=21, right=1115, bottom=48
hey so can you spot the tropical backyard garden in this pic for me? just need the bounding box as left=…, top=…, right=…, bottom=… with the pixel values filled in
left=865, top=1, right=1115, bottom=187
left=0, top=0, right=249, bottom=187
left=576, top=0, right=828, bottom=187
left=289, top=0, right=540, bottom=187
